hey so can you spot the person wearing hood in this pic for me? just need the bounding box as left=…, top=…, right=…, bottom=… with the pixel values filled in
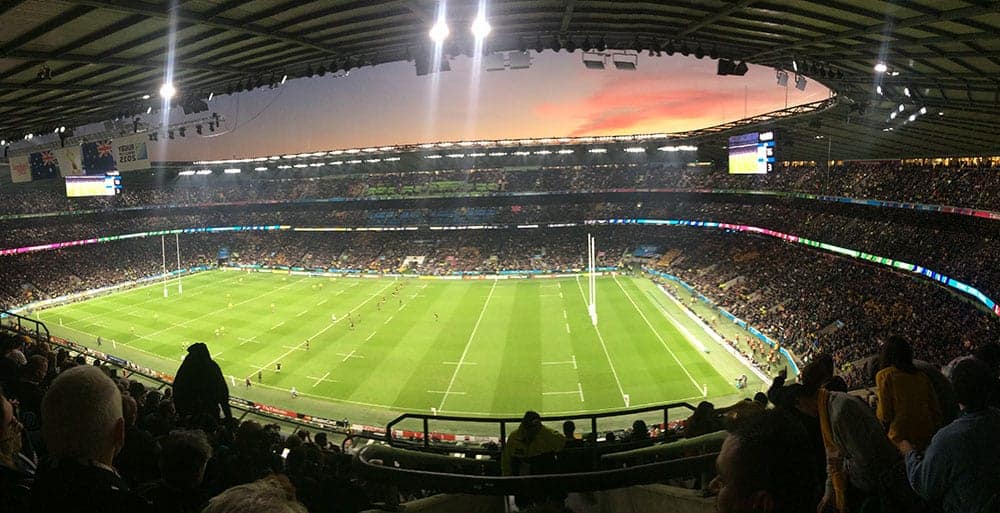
left=172, top=343, right=231, bottom=423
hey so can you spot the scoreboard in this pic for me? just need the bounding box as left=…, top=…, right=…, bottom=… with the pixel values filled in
left=65, top=174, right=122, bottom=197
left=728, top=131, right=776, bottom=174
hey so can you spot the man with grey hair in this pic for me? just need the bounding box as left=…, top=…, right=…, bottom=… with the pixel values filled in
left=30, top=365, right=150, bottom=513
left=202, top=475, right=307, bottom=513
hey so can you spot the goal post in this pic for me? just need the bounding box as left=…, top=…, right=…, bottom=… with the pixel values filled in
left=588, top=233, right=598, bottom=326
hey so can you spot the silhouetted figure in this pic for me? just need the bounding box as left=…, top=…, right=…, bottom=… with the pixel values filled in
left=172, top=343, right=231, bottom=424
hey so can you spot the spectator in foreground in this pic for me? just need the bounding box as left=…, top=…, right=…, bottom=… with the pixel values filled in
left=711, top=409, right=819, bottom=513
left=202, top=474, right=307, bottom=513
left=172, top=343, right=232, bottom=424
left=501, top=411, right=566, bottom=476
left=794, top=371, right=903, bottom=513
left=900, top=358, right=1000, bottom=513
left=876, top=336, right=942, bottom=450
left=138, top=430, right=213, bottom=513
left=31, top=365, right=150, bottom=513
left=0, top=385, right=31, bottom=513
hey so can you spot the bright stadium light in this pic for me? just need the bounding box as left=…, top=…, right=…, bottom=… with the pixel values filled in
left=908, top=114, right=916, bottom=122
left=223, top=168, right=241, bottom=174
left=195, top=169, right=212, bottom=175
left=874, top=62, right=888, bottom=73
left=471, top=14, right=491, bottom=40
left=589, top=148, right=607, bottom=153
left=254, top=167, right=268, bottom=171
left=178, top=170, right=195, bottom=175
left=876, top=85, right=883, bottom=95
left=146, top=106, right=152, bottom=114
left=429, top=20, right=449, bottom=42
left=623, top=147, right=646, bottom=153
left=159, top=82, right=176, bottom=99
left=919, top=106, right=927, bottom=115
left=141, top=94, right=151, bottom=100
left=903, top=87, right=911, bottom=97
left=890, top=111, right=897, bottom=119
left=281, top=74, right=288, bottom=84
left=898, top=104, right=905, bottom=112
left=207, top=92, right=214, bottom=101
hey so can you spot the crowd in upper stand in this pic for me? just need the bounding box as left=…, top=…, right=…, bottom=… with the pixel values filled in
left=0, top=159, right=998, bottom=216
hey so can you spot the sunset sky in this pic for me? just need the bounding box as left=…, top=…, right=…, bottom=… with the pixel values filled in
left=153, top=51, right=829, bottom=161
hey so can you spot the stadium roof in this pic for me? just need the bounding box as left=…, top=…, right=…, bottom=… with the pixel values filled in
left=1, top=0, right=998, bottom=160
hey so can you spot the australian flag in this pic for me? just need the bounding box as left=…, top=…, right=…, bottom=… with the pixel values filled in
left=81, top=140, right=117, bottom=175
left=28, top=150, right=60, bottom=180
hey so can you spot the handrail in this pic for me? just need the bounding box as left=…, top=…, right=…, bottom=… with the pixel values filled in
left=385, top=402, right=697, bottom=452
left=0, top=310, right=49, bottom=343
left=355, top=444, right=717, bottom=495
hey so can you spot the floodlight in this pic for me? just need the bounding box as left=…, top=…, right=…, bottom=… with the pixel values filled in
left=471, top=15, right=490, bottom=39
left=429, top=20, right=449, bottom=42
left=874, top=63, right=887, bottom=73
left=795, top=74, right=807, bottom=90
left=159, top=82, right=176, bottom=99
left=776, top=70, right=788, bottom=86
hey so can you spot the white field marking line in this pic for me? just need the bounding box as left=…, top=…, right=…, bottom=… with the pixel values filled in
left=654, top=286, right=769, bottom=384
left=542, top=361, right=574, bottom=366
left=542, top=390, right=578, bottom=395
left=578, top=382, right=585, bottom=402
left=366, top=332, right=377, bottom=341
left=311, top=372, right=331, bottom=387
left=572, top=354, right=577, bottom=370
left=59, top=272, right=243, bottom=327
left=428, top=390, right=466, bottom=395
left=574, top=276, right=628, bottom=404
left=54, top=324, right=181, bottom=363
left=437, top=279, right=499, bottom=411
left=238, top=336, right=258, bottom=345
left=384, top=316, right=393, bottom=324
left=308, top=373, right=338, bottom=387
left=566, top=323, right=570, bottom=333
left=334, top=291, right=344, bottom=296
left=338, top=350, right=364, bottom=361
left=282, top=345, right=308, bottom=351
left=317, top=299, right=329, bottom=305
left=563, top=310, right=567, bottom=319
left=248, top=280, right=394, bottom=379
left=271, top=321, right=286, bottom=330
left=612, top=275, right=703, bottom=395
left=443, top=361, right=478, bottom=365
left=248, top=369, right=701, bottom=417
left=296, top=310, right=308, bottom=317
left=560, top=291, right=564, bottom=298
left=398, top=303, right=407, bottom=311
left=133, top=278, right=304, bottom=342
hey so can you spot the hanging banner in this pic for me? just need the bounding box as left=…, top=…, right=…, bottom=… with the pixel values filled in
left=113, top=134, right=151, bottom=172
left=81, top=139, right=118, bottom=175
left=28, top=150, right=61, bottom=181
left=9, top=154, right=32, bottom=183
left=53, top=145, right=84, bottom=176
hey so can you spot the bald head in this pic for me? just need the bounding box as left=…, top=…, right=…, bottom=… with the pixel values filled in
left=42, top=366, right=124, bottom=464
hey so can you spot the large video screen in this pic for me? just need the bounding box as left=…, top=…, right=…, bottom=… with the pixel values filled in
left=728, top=131, right=775, bottom=174
left=65, top=174, right=122, bottom=197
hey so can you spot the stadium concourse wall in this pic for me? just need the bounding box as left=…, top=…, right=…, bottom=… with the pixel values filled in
left=1, top=187, right=999, bottom=223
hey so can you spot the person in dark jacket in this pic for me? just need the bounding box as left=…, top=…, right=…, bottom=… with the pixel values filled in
left=172, top=343, right=232, bottom=424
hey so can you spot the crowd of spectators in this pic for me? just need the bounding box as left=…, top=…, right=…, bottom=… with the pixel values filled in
left=2, top=217, right=998, bottom=383
left=1, top=158, right=998, bottom=218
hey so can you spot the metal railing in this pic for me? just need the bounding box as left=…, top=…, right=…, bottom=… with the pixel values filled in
left=0, top=310, right=50, bottom=343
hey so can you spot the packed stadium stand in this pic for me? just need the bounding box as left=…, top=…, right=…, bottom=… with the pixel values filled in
left=3, top=2, right=1000, bottom=513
